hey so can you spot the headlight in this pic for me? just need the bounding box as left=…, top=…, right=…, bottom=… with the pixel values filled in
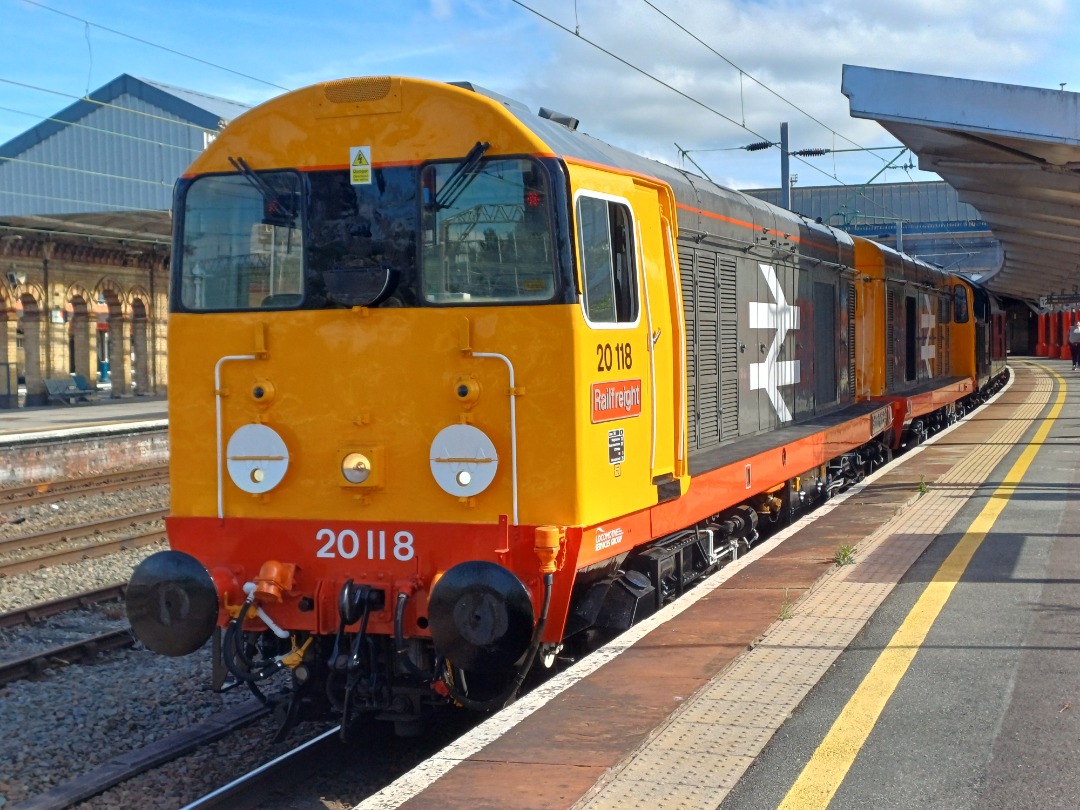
left=342, top=452, right=371, bottom=484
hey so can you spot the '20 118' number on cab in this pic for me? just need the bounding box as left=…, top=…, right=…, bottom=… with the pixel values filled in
left=316, top=528, right=415, bottom=561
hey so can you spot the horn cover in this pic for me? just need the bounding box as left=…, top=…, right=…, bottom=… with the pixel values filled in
left=428, top=561, right=534, bottom=671
left=126, top=550, right=219, bottom=656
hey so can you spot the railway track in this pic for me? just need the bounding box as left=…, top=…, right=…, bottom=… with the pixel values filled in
left=0, top=509, right=169, bottom=577
left=11, top=702, right=271, bottom=810
left=0, top=508, right=169, bottom=553
left=0, top=582, right=127, bottom=629
left=0, top=628, right=134, bottom=687
left=0, top=584, right=132, bottom=686
left=181, top=725, right=343, bottom=809
left=0, top=527, right=167, bottom=577
left=0, top=465, right=169, bottom=513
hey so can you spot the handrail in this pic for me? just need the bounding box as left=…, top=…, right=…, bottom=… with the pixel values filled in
left=215, top=354, right=257, bottom=519
left=469, top=351, right=519, bottom=524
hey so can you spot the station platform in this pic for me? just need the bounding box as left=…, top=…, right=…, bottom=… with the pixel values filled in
left=0, top=395, right=167, bottom=439
left=0, top=395, right=169, bottom=486
left=360, top=357, right=1080, bottom=809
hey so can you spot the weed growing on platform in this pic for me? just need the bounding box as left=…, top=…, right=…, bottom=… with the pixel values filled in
left=778, top=587, right=794, bottom=621
left=833, top=544, right=856, bottom=566
left=918, top=474, right=929, bottom=495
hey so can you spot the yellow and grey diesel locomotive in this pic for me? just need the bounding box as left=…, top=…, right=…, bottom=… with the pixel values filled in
left=127, top=76, right=1007, bottom=732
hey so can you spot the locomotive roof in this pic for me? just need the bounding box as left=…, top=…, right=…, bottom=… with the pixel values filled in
left=854, top=230, right=955, bottom=288
left=453, top=81, right=855, bottom=267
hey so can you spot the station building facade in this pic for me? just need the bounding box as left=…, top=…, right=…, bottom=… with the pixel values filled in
left=747, top=181, right=1002, bottom=279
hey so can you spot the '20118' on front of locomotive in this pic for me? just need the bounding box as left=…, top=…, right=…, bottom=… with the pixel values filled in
left=125, top=77, right=687, bottom=711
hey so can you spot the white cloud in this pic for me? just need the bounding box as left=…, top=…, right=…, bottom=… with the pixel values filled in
left=498, top=0, right=1075, bottom=187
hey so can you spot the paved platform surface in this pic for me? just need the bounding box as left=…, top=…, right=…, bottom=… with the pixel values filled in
left=359, top=358, right=1076, bottom=809
left=0, top=396, right=167, bottom=438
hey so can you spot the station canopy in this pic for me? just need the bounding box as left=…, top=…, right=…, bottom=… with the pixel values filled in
left=843, top=65, right=1080, bottom=304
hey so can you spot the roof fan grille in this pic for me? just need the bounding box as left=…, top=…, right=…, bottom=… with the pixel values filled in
left=324, top=77, right=392, bottom=104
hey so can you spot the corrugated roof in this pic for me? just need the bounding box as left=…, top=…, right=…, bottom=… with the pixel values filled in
left=745, top=181, right=983, bottom=227
left=843, top=65, right=1080, bottom=303
left=0, top=73, right=251, bottom=217
left=138, top=77, right=253, bottom=125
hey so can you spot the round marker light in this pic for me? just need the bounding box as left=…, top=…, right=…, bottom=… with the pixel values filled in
left=250, top=468, right=265, bottom=484
left=342, top=453, right=371, bottom=484
left=456, top=470, right=472, bottom=487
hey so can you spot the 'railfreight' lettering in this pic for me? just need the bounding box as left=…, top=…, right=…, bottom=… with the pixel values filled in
left=590, top=379, right=643, bottom=423
left=594, top=385, right=640, bottom=413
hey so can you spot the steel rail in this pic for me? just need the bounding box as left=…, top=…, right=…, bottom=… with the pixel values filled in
left=0, top=628, right=135, bottom=687
left=0, top=466, right=169, bottom=513
left=0, top=583, right=128, bottom=630
left=0, top=508, right=169, bottom=553
left=0, top=528, right=167, bottom=577
left=179, top=724, right=343, bottom=809
left=11, top=702, right=271, bottom=810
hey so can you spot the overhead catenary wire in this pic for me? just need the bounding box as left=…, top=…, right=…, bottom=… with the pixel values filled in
left=587, top=1, right=924, bottom=223
left=515, top=0, right=920, bottom=232
left=19, top=0, right=291, bottom=93
left=509, top=0, right=851, bottom=187
left=0, top=3, right=275, bottom=212
left=0, top=77, right=229, bottom=136
left=2, top=155, right=176, bottom=186
left=0, top=104, right=203, bottom=154
left=638, top=0, right=891, bottom=166
left=0, top=189, right=155, bottom=212
left=3, top=1, right=920, bottom=237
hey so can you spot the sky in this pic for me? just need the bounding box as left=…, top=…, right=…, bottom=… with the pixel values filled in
left=2, top=0, right=1079, bottom=192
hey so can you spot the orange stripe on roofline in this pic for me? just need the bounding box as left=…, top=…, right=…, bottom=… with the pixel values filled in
left=677, top=202, right=804, bottom=244
left=181, top=152, right=562, bottom=178
left=180, top=150, right=829, bottom=251
left=561, top=155, right=669, bottom=183
left=558, top=156, right=809, bottom=246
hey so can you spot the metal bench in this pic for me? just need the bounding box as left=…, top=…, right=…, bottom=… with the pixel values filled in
left=44, top=378, right=83, bottom=405
left=44, top=375, right=98, bottom=405
left=71, top=374, right=99, bottom=400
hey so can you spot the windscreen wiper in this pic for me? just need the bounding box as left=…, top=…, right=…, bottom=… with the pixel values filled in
left=436, top=141, right=491, bottom=210
left=228, top=155, right=297, bottom=226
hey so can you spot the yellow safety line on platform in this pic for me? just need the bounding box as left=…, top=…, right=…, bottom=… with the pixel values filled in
left=778, top=365, right=1065, bottom=810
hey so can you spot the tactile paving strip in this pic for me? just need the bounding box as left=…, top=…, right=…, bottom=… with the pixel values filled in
left=582, top=763, right=755, bottom=810
left=575, top=364, right=1053, bottom=810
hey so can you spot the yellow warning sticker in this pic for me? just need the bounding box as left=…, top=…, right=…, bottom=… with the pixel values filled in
left=349, top=146, right=371, bottom=185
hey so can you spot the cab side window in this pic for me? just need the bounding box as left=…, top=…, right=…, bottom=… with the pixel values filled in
left=577, top=196, right=638, bottom=324
left=953, top=285, right=970, bottom=323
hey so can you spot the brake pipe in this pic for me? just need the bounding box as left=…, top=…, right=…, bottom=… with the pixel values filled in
left=242, top=582, right=290, bottom=639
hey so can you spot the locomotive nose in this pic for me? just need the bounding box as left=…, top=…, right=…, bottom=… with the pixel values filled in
left=428, top=561, right=535, bottom=671
left=126, top=550, right=220, bottom=656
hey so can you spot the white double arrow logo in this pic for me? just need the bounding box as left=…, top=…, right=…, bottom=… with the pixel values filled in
left=749, top=263, right=800, bottom=422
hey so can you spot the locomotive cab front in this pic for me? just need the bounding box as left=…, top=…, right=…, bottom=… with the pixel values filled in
left=127, top=76, right=689, bottom=727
